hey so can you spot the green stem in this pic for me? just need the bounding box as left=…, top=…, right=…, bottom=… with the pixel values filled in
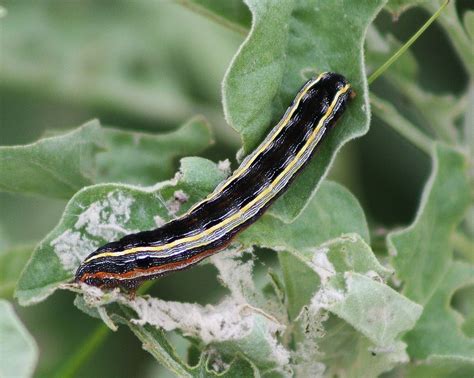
left=370, top=94, right=434, bottom=155
left=54, top=324, right=109, bottom=378
left=368, top=0, right=450, bottom=85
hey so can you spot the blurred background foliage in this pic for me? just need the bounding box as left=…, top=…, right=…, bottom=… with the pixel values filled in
left=0, top=0, right=471, bottom=376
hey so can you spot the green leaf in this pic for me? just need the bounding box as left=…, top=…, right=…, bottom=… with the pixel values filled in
left=119, top=294, right=289, bottom=373
left=295, top=235, right=421, bottom=376
left=15, top=157, right=226, bottom=305
left=223, top=0, right=387, bottom=222
left=316, top=318, right=409, bottom=378
left=240, top=180, right=370, bottom=320
left=404, top=261, right=474, bottom=360
left=278, top=252, right=318, bottom=321
left=240, top=181, right=370, bottom=251
left=0, top=122, right=100, bottom=198
left=96, top=116, right=213, bottom=186
left=116, top=305, right=259, bottom=377
left=0, top=118, right=213, bottom=199
left=388, top=144, right=470, bottom=305
left=0, top=245, right=34, bottom=299
left=387, top=144, right=473, bottom=365
left=122, top=313, right=259, bottom=377
left=327, top=273, right=422, bottom=347
left=301, top=235, right=419, bottom=345
left=77, top=289, right=284, bottom=375
left=241, top=181, right=369, bottom=319
left=0, top=299, right=38, bottom=378
left=72, top=242, right=289, bottom=374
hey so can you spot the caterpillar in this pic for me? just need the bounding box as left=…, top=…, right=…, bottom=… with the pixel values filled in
left=75, top=72, right=353, bottom=289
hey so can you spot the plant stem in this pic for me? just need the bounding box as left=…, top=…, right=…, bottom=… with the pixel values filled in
left=368, top=0, right=450, bottom=85
left=54, top=324, right=109, bottom=378
left=370, top=94, right=434, bottom=155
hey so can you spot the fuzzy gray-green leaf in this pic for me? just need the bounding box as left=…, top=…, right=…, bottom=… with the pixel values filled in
left=404, top=261, right=474, bottom=360
left=239, top=181, right=369, bottom=319
left=0, top=118, right=213, bottom=199
left=388, top=144, right=470, bottom=305
left=223, top=0, right=387, bottom=222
